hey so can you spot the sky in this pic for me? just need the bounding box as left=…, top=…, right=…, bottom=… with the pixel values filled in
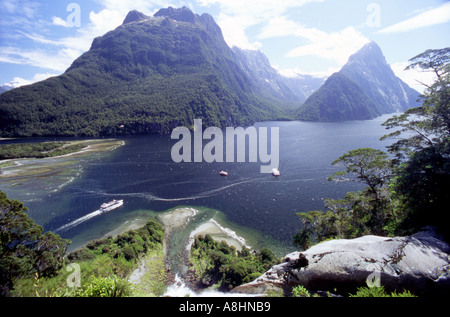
left=0, top=0, right=449, bottom=93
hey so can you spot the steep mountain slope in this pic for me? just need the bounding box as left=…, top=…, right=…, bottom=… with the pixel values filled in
left=232, top=47, right=301, bottom=105
left=297, top=42, right=421, bottom=121
left=0, top=85, right=13, bottom=95
left=340, top=42, right=421, bottom=113
left=297, top=72, right=379, bottom=121
left=0, top=7, right=286, bottom=137
left=278, top=74, right=325, bottom=104
left=232, top=47, right=325, bottom=105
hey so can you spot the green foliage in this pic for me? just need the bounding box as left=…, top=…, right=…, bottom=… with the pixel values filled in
left=292, top=285, right=311, bottom=297
left=72, top=276, right=132, bottom=297
left=67, top=221, right=164, bottom=278
left=0, top=141, right=85, bottom=160
left=349, top=286, right=416, bottom=297
left=0, top=15, right=286, bottom=137
left=11, top=221, right=165, bottom=297
left=328, top=148, right=392, bottom=195
left=0, top=191, right=70, bottom=296
left=130, top=249, right=167, bottom=297
left=381, top=47, right=450, bottom=239
left=293, top=148, right=398, bottom=249
left=189, top=235, right=279, bottom=291
left=297, top=73, right=379, bottom=121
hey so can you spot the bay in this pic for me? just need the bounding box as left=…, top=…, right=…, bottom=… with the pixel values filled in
left=0, top=114, right=396, bottom=257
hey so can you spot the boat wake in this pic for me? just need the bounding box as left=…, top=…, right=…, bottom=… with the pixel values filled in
left=106, top=178, right=258, bottom=203
left=55, top=209, right=103, bottom=232
left=55, top=199, right=123, bottom=232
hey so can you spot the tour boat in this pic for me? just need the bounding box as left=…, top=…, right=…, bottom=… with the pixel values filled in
left=100, top=199, right=124, bottom=212
left=272, top=168, right=280, bottom=176
left=219, top=171, right=228, bottom=176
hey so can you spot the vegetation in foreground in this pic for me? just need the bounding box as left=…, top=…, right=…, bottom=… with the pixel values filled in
left=188, top=234, right=280, bottom=291
left=0, top=191, right=70, bottom=296
left=0, top=193, right=166, bottom=297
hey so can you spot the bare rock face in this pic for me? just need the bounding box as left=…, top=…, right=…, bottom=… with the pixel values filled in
left=232, top=230, right=450, bottom=296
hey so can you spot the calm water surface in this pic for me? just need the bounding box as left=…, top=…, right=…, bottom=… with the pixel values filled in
left=0, top=115, right=396, bottom=255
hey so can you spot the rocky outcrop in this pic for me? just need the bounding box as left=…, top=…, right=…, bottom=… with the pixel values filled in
left=122, top=10, right=149, bottom=24
left=232, top=229, right=450, bottom=296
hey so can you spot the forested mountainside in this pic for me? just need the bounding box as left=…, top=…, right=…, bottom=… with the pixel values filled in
left=298, top=42, right=421, bottom=121
left=0, top=7, right=290, bottom=137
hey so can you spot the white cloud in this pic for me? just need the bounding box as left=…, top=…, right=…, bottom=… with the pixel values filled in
left=0, top=0, right=177, bottom=83
left=96, top=0, right=170, bottom=15
left=2, top=0, right=40, bottom=18
left=197, top=0, right=323, bottom=17
left=1, top=8, right=127, bottom=74
left=196, top=1, right=369, bottom=68
left=0, top=46, right=75, bottom=72
left=274, top=65, right=338, bottom=79
left=391, top=62, right=437, bottom=94
left=216, top=14, right=262, bottom=49
left=378, top=2, right=450, bottom=34
left=286, top=27, right=370, bottom=65
left=258, top=16, right=305, bottom=39
left=196, top=0, right=324, bottom=49
left=258, top=16, right=370, bottom=67
left=5, top=72, right=59, bottom=88
left=52, top=16, right=70, bottom=27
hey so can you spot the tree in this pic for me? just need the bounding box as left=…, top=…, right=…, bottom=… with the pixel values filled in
left=329, top=148, right=392, bottom=198
left=381, top=47, right=450, bottom=239
left=293, top=47, right=450, bottom=249
left=0, top=191, right=70, bottom=296
left=328, top=148, right=395, bottom=234
left=293, top=148, right=395, bottom=250
left=382, top=48, right=449, bottom=159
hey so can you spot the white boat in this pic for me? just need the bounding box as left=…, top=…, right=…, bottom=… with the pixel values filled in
left=100, top=199, right=124, bottom=212
left=219, top=171, right=228, bottom=176
left=272, top=168, right=280, bottom=176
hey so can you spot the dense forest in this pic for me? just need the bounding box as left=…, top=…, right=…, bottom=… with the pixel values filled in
left=297, top=42, right=420, bottom=122
left=188, top=234, right=279, bottom=291
left=297, top=72, right=379, bottom=121
left=0, top=8, right=287, bottom=138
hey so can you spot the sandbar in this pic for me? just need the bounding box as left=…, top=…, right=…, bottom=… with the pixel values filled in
left=188, top=219, right=248, bottom=251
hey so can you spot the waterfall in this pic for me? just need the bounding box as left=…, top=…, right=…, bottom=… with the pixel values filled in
left=163, top=274, right=260, bottom=297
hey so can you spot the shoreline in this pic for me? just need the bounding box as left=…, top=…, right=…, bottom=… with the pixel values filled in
left=105, top=207, right=252, bottom=295
left=0, top=139, right=125, bottom=178
left=0, top=139, right=125, bottom=162
left=187, top=219, right=249, bottom=251
left=158, top=207, right=249, bottom=254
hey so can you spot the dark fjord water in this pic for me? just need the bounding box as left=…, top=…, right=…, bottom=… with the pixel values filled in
left=0, top=115, right=396, bottom=256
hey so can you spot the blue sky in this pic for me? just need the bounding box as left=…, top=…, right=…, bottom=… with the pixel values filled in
left=1, top=0, right=449, bottom=92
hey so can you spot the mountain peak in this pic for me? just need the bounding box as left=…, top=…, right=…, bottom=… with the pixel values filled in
left=122, top=10, right=149, bottom=25
left=347, top=41, right=386, bottom=65
left=154, top=6, right=200, bottom=24
left=298, top=41, right=421, bottom=122
left=0, top=5, right=285, bottom=137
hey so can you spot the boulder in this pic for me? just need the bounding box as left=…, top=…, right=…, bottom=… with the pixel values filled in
left=232, top=230, right=450, bottom=296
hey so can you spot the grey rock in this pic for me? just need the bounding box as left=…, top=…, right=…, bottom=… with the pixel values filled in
left=232, top=233, right=450, bottom=296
